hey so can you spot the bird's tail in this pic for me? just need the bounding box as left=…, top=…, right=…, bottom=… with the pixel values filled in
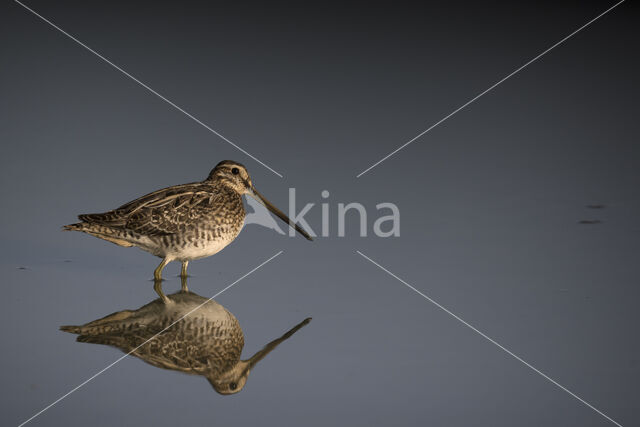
left=62, top=223, right=83, bottom=232
left=63, top=209, right=128, bottom=231
left=60, top=310, right=136, bottom=336
left=75, top=334, right=126, bottom=347
left=61, top=221, right=134, bottom=247
left=59, top=325, right=82, bottom=334
left=60, top=327, right=129, bottom=347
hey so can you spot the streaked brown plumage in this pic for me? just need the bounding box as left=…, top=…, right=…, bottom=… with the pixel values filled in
left=60, top=291, right=311, bottom=395
left=64, top=160, right=312, bottom=301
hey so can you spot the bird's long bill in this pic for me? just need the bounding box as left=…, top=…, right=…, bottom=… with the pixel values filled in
left=244, top=317, right=312, bottom=370
left=249, top=187, right=313, bottom=240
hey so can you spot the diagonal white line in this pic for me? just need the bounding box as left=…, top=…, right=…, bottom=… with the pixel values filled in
left=14, top=0, right=283, bottom=178
left=356, top=250, right=624, bottom=427
left=356, top=0, right=626, bottom=178
left=18, top=251, right=283, bottom=427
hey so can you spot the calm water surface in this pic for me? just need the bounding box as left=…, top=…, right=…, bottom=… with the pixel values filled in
left=2, top=1, right=639, bottom=426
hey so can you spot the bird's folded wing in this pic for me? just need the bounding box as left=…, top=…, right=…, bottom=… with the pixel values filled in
left=77, top=184, right=204, bottom=228
left=116, top=182, right=201, bottom=211
left=124, top=191, right=222, bottom=236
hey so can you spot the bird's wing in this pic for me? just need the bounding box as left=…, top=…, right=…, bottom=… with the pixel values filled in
left=124, top=189, right=219, bottom=236
left=77, top=183, right=201, bottom=228
left=116, top=182, right=201, bottom=211
left=75, top=333, right=209, bottom=374
left=74, top=313, right=245, bottom=376
left=135, top=335, right=213, bottom=373
left=79, top=183, right=229, bottom=236
left=132, top=319, right=245, bottom=376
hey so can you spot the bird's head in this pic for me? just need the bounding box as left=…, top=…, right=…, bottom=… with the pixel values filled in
left=207, top=160, right=253, bottom=194
left=207, top=361, right=251, bottom=395
left=206, top=160, right=313, bottom=240
left=206, top=317, right=312, bottom=395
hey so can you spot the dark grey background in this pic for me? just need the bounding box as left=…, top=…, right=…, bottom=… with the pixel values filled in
left=1, top=1, right=638, bottom=426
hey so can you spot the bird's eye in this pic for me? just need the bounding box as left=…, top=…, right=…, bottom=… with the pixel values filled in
left=229, top=382, right=237, bottom=390
left=231, top=168, right=240, bottom=175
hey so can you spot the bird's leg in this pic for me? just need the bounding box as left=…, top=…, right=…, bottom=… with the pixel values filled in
left=180, top=275, right=189, bottom=293
left=154, top=258, right=170, bottom=281
left=153, top=258, right=171, bottom=304
left=153, top=278, right=170, bottom=304
left=180, top=260, right=189, bottom=278
left=180, top=261, right=189, bottom=292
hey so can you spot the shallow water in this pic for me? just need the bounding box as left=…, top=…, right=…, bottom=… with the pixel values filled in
left=2, top=2, right=639, bottom=426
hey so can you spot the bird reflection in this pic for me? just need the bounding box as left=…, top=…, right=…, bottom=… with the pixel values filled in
left=61, top=288, right=311, bottom=395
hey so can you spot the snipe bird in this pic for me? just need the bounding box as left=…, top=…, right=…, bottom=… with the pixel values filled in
left=61, top=291, right=311, bottom=394
left=64, top=160, right=312, bottom=284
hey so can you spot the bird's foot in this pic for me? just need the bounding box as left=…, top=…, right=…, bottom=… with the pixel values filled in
left=180, top=275, right=189, bottom=293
